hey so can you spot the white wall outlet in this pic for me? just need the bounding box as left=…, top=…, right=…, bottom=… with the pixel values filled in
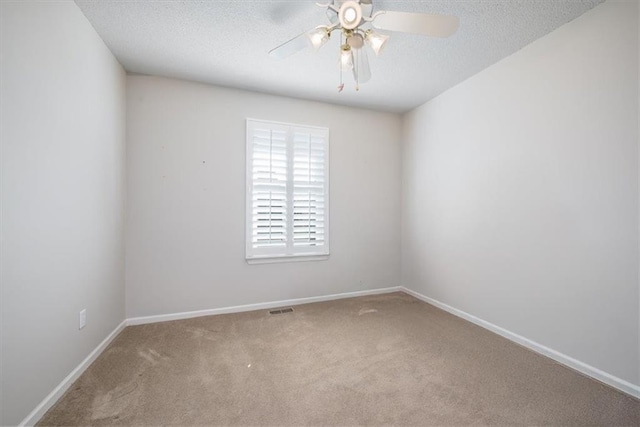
left=79, top=309, right=87, bottom=330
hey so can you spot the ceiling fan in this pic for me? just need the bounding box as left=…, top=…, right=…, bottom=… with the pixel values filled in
left=268, top=0, right=459, bottom=92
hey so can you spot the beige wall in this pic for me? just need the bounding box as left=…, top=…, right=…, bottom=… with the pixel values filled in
left=3, top=0, right=638, bottom=423
left=401, top=0, right=639, bottom=385
left=1, top=1, right=127, bottom=424
left=125, top=76, right=402, bottom=318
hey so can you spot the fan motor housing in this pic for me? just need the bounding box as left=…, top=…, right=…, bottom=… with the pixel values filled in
left=347, top=33, right=364, bottom=49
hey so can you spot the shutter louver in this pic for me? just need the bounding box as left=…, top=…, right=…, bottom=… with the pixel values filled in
left=246, top=119, right=329, bottom=261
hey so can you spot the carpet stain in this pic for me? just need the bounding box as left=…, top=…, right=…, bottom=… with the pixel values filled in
left=358, top=308, right=377, bottom=315
left=187, top=326, right=221, bottom=341
left=91, top=381, right=139, bottom=420
left=137, top=348, right=169, bottom=365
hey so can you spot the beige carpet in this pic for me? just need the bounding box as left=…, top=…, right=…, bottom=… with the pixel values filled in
left=39, top=292, right=639, bottom=426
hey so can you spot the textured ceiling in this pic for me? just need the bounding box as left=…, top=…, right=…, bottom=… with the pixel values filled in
left=75, top=0, right=604, bottom=113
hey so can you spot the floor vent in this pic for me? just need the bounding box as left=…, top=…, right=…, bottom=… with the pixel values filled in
left=269, top=307, right=294, bottom=315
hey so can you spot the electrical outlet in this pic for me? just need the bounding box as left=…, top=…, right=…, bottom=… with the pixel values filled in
left=79, top=309, right=87, bottom=330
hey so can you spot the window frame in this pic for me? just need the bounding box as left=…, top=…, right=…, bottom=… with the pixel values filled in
left=245, top=118, right=330, bottom=264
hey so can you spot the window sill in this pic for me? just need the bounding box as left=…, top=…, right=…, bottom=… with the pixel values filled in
left=246, top=254, right=329, bottom=265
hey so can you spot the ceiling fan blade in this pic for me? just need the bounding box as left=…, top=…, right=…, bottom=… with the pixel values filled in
left=360, top=0, right=373, bottom=19
left=353, top=47, right=371, bottom=84
left=326, top=7, right=338, bottom=24
left=373, top=11, right=459, bottom=37
left=268, top=32, right=310, bottom=59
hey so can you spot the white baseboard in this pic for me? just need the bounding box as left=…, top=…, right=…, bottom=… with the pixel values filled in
left=400, top=286, right=640, bottom=400
left=127, top=286, right=402, bottom=326
left=19, top=320, right=128, bottom=427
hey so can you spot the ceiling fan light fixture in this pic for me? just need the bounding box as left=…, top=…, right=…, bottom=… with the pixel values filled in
left=365, top=30, right=389, bottom=56
left=268, top=0, right=460, bottom=91
left=340, top=44, right=354, bottom=70
left=307, top=26, right=330, bottom=50
left=338, top=1, right=362, bottom=30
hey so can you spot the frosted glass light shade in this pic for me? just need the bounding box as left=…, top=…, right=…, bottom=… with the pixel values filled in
left=340, top=45, right=354, bottom=70
left=365, top=30, right=389, bottom=56
left=307, top=27, right=330, bottom=50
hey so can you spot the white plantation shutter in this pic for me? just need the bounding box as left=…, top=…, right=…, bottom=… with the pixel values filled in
left=246, top=119, right=329, bottom=261
left=250, top=125, right=288, bottom=252
left=293, top=130, right=327, bottom=249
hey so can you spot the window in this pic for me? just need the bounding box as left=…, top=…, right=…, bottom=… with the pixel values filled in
left=246, top=119, right=329, bottom=263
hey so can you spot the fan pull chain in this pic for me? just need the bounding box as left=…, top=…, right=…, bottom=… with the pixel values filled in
left=338, top=32, right=344, bottom=92
left=355, top=48, right=359, bottom=91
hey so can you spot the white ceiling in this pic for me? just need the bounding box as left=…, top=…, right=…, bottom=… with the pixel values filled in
left=75, top=0, right=604, bottom=113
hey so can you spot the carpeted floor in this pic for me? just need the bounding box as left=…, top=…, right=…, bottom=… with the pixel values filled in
left=38, top=292, right=639, bottom=426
